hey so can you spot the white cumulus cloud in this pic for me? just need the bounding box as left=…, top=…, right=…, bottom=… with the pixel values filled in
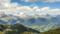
left=0, top=0, right=60, bottom=16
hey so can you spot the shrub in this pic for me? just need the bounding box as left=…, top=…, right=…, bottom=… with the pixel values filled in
left=5, top=30, right=16, bottom=34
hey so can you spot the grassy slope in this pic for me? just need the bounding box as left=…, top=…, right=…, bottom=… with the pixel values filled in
left=0, top=28, right=60, bottom=34
left=0, top=31, right=4, bottom=34
left=41, top=28, right=60, bottom=34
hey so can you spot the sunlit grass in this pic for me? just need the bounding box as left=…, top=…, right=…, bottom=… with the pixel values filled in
left=41, top=28, right=60, bottom=34
left=0, top=31, right=4, bottom=34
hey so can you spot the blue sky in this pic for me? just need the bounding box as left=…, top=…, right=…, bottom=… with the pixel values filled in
left=0, top=0, right=60, bottom=16
left=11, top=0, right=60, bottom=8
left=0, top=0, right=60, bottom=32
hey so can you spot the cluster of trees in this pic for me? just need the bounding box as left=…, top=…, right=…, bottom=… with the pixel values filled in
left=0, top=24, right=40, bottom=34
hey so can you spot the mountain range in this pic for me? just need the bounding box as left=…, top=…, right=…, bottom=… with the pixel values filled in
left=0, top=12, right=60, bottom=32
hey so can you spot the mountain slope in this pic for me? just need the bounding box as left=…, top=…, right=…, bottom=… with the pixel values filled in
left=0, top=12, right=60, bottom=32
left=41, top=28, right=60, bottom=34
